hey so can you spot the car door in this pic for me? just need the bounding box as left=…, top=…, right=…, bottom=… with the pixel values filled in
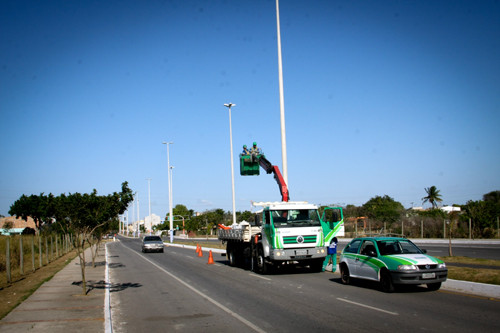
left=357, top=240, right=379, bottom=281
left=342, top=239, right=362, bottom=276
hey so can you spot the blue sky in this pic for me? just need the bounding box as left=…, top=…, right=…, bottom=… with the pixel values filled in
left=1, top=0, right=499, bottom=221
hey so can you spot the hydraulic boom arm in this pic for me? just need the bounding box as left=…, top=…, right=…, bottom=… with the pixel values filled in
left=258, top=155, right=289, bottom=202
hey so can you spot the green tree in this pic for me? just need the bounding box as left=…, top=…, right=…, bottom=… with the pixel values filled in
left=9, top=193, right=55, bottom=232
left=422, top=186, right=443, bottom=209
left=237, top=210, right=254, bottom=223
left=362, top=195, right=405, bottom=225
left=53, top=182, right=133, bottom=295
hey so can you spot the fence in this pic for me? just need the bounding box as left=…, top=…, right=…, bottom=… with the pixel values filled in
left=343, top=216, right=499, bottom=239
left=0, top=234, right=74, bottom=286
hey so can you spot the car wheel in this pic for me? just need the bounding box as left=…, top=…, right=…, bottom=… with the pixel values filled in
left=427, top=282, right=441, bottom=291
left=380, top=269, right=395, bottom=293
left=340, top=264, right=350, bottom=285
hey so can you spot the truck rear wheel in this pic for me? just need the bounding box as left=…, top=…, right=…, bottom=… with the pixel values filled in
left=228, top=247, right=237, bottom=267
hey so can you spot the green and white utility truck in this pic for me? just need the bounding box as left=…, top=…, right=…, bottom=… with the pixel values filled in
left=218, top=152, right=344, bottom=273
left=219, top=201, right=344, bottom=273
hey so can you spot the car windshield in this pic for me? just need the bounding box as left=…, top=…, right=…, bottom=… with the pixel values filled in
left=377, top=239, right=423, bottom=255
left=144, top=236, right=162, bottom=242
left=271, top=209, right=321, bottom=228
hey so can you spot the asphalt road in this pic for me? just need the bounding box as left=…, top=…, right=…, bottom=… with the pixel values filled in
left=107, top=237, right=500, bottom=332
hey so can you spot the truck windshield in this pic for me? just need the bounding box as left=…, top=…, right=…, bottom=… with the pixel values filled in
left=271, top=209, right=321, bottom=228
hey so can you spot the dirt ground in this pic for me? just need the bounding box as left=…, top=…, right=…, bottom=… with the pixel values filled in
left=0, top=250, right=78, bottom=319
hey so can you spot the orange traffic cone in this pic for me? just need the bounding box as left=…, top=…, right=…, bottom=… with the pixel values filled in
left=195, top=244, right=200, bottom=254
left=198, top=247, right=203, bottom=257
left=207, top=250, right=214, bottom=264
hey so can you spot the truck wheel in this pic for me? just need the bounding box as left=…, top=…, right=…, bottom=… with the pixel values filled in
left=257, top=247, right=270, bottom=274
left=309, top=259, right=324, bottom=273
left=228, top=247, right=238, bottom=267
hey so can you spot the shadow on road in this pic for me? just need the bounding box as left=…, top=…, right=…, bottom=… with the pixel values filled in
left=329, top=277, right=435, bottom=293
left=72, top=280, right=143, bottom=293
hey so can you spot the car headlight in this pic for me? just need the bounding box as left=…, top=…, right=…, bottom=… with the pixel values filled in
left=398, top=265, right=418, bottom=271
left=437, top=263, right=446, bottom=269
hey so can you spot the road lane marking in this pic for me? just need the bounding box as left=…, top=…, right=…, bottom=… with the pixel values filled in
left=249, top=273, right=272, bottom=281
left=336, top=298, right=399, bottom=316
left=105, top=244, right=112, bottom=333
left=123, top=244, right=267, bottom=333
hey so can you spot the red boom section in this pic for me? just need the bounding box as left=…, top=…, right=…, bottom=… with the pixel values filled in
left=258, top=155, right=289, bottom=202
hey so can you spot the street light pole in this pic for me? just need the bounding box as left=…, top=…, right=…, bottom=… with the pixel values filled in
left=224, top=103, right=237, bottom=225
left=275, top=0, right=288, bottom=187
left=163, top=141, right=174, bottom=243
left=147, top=178, right=152, bottom=234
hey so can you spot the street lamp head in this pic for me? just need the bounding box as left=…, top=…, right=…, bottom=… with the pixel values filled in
left=224, top=103, right=236, bottom=108
left=162, top=141, right=174, bottom=145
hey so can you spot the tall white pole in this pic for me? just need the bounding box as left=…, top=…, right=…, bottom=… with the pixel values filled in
left=276, top=0, right=288, bottom=187
left=147, top=178, right=152, bottom=234
left=224, top=103, right=237, bottom=225
left=136, top=192, right=140, bottom=237
left=132, top=193, right=136, bottom=236
left=163, top=142, right=174, bottom=243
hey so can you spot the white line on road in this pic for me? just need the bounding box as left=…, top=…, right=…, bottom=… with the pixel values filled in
left=105, top=244, right=113, bottom=333
left=336, top=298, right=399, bottom=316
left=249, top=273, right=272, bottom=281
left=122, top=244, right=267, bottom=333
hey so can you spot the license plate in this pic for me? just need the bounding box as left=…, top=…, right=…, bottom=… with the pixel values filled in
left=422, top=272, right=435, bottom=279
left=295, top=249, right=307, bottom=256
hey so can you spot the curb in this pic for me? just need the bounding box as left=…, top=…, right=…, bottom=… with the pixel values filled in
left=442, top=279, right=500, bottom=298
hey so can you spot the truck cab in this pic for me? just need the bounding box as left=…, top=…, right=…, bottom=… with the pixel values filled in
left=254, top=201, right=327, bottom=273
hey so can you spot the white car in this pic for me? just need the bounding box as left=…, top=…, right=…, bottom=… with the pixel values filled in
left=339, top=236, right=447, bottom=292
left=141, top=236, right=164, bottom=253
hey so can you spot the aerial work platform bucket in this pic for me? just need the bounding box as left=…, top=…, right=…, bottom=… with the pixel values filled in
left=239, top=154, right=261, bottom=176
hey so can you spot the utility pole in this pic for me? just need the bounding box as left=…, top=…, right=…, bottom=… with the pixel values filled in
left=276, top=0, right=288, bottom=187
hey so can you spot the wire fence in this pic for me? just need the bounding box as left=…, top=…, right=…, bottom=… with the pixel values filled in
left=0, top=234, right=74, bottom=287
left=344, top=216, right=500, bottom=239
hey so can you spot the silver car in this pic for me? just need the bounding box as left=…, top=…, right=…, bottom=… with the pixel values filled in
left=141, top=236, right=164, bottom=253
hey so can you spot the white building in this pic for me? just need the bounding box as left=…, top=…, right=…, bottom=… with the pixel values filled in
left=440, top=206, right=461, bottom=213
left=144, top=214, right=162, bottom=232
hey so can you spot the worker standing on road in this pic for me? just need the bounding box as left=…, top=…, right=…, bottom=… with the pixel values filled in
left=323, top=237, right=338, bottom=271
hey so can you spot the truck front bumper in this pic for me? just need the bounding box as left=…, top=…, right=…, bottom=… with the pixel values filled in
left=270, top=247, right=326, bottom=261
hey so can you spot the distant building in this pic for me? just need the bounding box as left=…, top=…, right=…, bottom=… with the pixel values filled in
left=144, top=214, right=162, bottom=232
left=440, top=206, right=461, bottom=213
left=0, top=216, right=37, bottom=235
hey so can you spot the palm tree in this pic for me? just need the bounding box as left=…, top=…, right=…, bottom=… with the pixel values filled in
left=422, top=186, right=443, bottom=209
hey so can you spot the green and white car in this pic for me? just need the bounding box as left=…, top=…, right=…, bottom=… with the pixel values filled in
left=340, top=236, right=447, bottom=292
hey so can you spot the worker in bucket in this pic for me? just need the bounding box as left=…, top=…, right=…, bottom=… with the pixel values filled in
left=250, top=142, right=261, bottom=155
left=242, top=145, right=250, bottom=155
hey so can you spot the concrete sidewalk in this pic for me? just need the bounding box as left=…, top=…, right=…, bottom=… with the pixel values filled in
left=0, top=246, right=107, bottom=333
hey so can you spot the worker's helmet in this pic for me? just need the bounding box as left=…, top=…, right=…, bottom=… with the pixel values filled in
left=253, top=142, right=257, bottom=146
left=243, top=145, right=247, bottom=148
